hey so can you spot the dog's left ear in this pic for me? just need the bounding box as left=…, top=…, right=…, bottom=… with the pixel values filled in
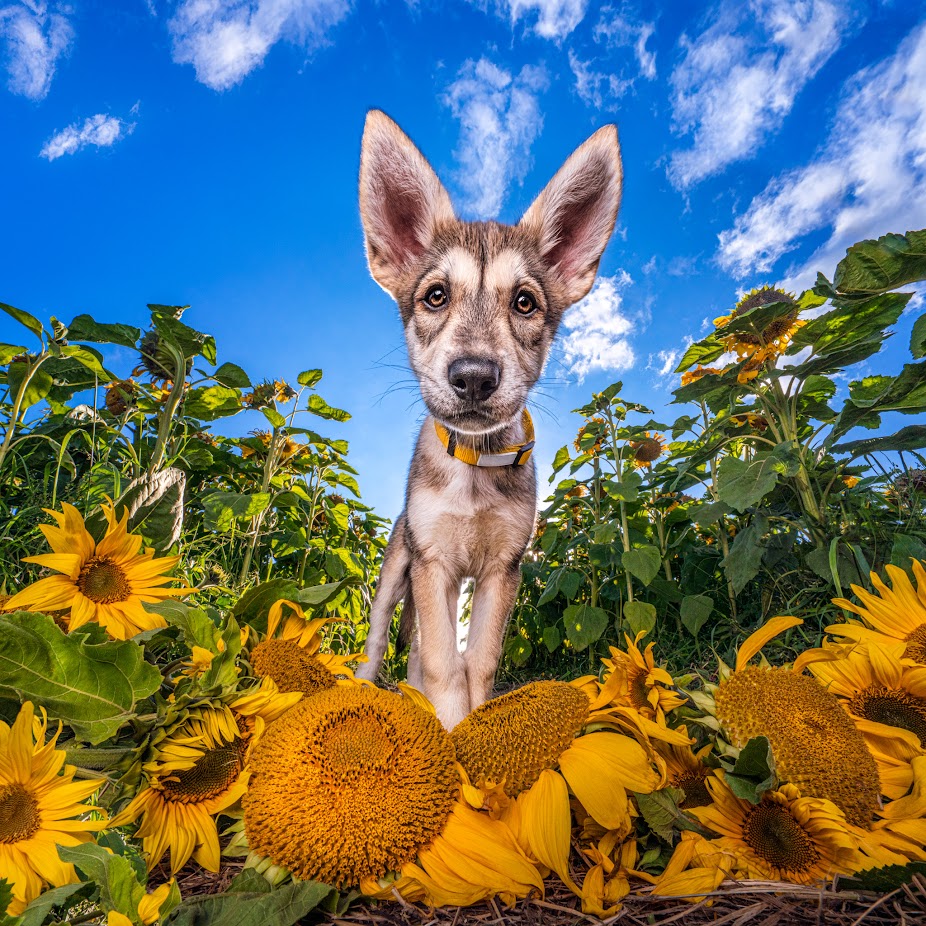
left=519, top=125, right=623, bottom=306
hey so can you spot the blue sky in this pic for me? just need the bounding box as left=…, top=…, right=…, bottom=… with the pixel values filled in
left=1, top=0, right=924, bottom=520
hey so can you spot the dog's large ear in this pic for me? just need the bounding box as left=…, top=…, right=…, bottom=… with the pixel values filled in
left=519, top=125, right=623, bottom=306
left=359, top=110, right=455, bottom=297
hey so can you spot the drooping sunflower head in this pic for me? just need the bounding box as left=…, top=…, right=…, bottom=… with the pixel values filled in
left=714, top=287, right=804, bottom=364
left=714, top=666, right=880, bottom=826
left=136, top=330, right=191, bottom=382
left=242, top=381, right=279, bottom=409
left=104, top=379, right=137, bottom=416
left=244, top=685, right=458, bottom=888
left=451, top=681, right=591, bottom=797
left=629, top=432, right=665, bottom=468
left=680, top=365, right=724, bottom=387
left=574, top=418, right=606, bottom=455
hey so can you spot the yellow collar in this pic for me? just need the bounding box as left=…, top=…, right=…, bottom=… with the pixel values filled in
left=434, top=410, right=535, bottom=468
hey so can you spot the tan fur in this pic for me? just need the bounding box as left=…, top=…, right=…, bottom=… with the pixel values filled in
left=356, top=110, right=622, bottom=728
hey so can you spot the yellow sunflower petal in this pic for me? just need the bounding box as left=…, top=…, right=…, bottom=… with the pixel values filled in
left=736, top=616, right=803, bottom=671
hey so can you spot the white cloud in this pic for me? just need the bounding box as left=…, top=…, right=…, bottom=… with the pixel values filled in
left=480, top=0, right=588, bottom=40
left=560, top=272, right=636, bottom=380
left=594, top=7, right=656, bottom=79
left=169, top=0, right=351, bottom=91
left=568, top=49, right=630, bottom=109
left=0, top=1, right=73, bottom=100
left=668, top=0, right=851, bottom=189
left=443, top=57, right=548, bottom=218
left=40, top=113, right=133, bottom=161
left=717, top=22, right=926, bottom=288
left=648, top=348, right=680, bottom=377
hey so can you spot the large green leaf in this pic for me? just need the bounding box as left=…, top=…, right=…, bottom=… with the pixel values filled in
left=680, top=594, right=713, bottom=637
left=0, top=614, right=161, bottom=744
left=297, top=368, right=323, bottom=387
left=833, top=425, right=926, bottom=457
left=17, top=883, right=88, bottom=926
left=232, top=579, right=300, bottom=628
left=164, top=880, right=334, bottom=926
left=716, top=447, right=798, bottom=512
left=152, top=312, right=216, bottom=365
left=6, top=362, right=53, bottom=412
left=213, top=362, right=252, bottom=388
left=633, top=788, right=710, bottom=843
left=722, top=516, right=767, bottom=594
left=674, top=334, right=726, bottom=372
left=722, top=735, right=776, bottom=803
left=788, top=292, right=908, bottom=357
left=834, top=361, right=926, bottom=437
left=307, top=393, right=351, bottom=421
left=0, top=302, right=43, bottom=341
left=832, top=229, right=926, bottom=295
left=563, top=603, right=609, bottom=651
left=911, top=313, right=926, bottom=360
left=67, top=314, right=141, bottom=348
left=183, top=385, right=242, bottom=421
left=202, top=491, right=271, bottom=531
left=623, top=600, right=656, bottom=637
left=536, top=567, right=584, bottom=606
left=621, top=545, right=662, bottom=586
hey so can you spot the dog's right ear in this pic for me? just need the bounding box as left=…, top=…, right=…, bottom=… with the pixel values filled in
left=359, top=110, right=455, bottom=297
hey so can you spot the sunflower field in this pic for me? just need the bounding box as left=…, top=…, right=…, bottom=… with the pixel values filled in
left=1, top=229, right=926, bottom=926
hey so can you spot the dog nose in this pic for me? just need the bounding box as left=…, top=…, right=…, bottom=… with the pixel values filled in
left=448, top=358, right=500, bottom=402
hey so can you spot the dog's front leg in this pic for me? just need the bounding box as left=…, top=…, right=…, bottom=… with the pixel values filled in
left=463, top=563, right=522, bottom=710
left=410, top=557, right=469, bottom=728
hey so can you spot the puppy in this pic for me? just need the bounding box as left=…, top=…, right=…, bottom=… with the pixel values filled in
left=355, top=110, right=623, bottom=728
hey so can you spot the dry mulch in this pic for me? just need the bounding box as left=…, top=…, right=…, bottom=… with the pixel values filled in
left=166, top=864, right=926, bottom=926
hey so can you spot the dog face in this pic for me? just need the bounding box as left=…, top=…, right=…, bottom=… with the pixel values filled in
left=359, top=111, right=623, bottom=435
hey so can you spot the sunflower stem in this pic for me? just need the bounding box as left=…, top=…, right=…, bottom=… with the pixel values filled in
left=0, top=350, right=49, bottom=473
left=148, top=347, right=188, bottom=475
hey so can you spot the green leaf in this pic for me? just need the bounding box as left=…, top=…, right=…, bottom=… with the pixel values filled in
left=551, top=445, right=571, bottom=476
left=621, top=545, right=662, bottom=586
left=716, top=455, right=778, bottom=512
left=0, top=302, right=43, bottom=341
left=213, top=362, right=252, bottom=388
left=789, top=292, right=908, bottom=357
left=563, top=603, right=609, bottom=651
left=832, top=229, right=926, bottom=295
left=839, top=862, right=926, bottom=893
left=632, top=788, right=710, bottom=843
left=261, top=407, right=286, bottom=428
left=202, top=491, right=271, bottom=531
left=7, top=362, right=53, bottom=412
left=689, top=499, right=732, bottom=526
left=232, top=579, right=300, bottom=629
left=307, top=393, right=351, bottom=421
left=536, top=567, right=584, bottom=606
left=505, top=635, right=533, bottom=667
left=722, top=516, right=767, bottom=594
left=680, top=594, right=713, bottom=637
left=297, top=369, right=323, bottom=387
left=890, top=534, right=926, bottom=571
left=0, top=613, right=161, bottom=744
left=68, top=314, right=140, bottom=348
left=165, top=880, right=334, bottom=926
left=674, top=334, right=726, bottom=372
left=0, top=344, right=26, bottom=365
left=184, top=385, right=242, bottom=421
left=623, top=600, right=656, bottom=637
left=59, top=344, right=111, bottom=379
left=17, top=883, right=88, bottom=926
left=912, top=313, right=926, bottom=360
left=603, top=471, right=642, bottom=503
left=722, top=736, right=776, bottom=804
left=291, top=579, right=358, bottom=609
left=152, top=312, right=216, bottom=364
left=833, top=425, right=926, bottom=457
left=542, top=625, right=561, bottom=653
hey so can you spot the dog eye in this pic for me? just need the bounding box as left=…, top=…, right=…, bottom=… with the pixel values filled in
left=424, top=285, right=447, bottom=309
left=514, top=291, right=536, bottom=315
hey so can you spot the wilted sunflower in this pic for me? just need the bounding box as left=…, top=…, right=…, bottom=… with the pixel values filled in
left=3, top=502, right=188, bottom=640
left=104, top=379, right=137, bottom=416
left=248, top=598, right=362, bottom=697
left=574, top=419, right=605, bottom=455
left=113, top=682, right=300, bottom=872
left=577, top=831, right=640, bottom=917
left=629, top=432, right=665, bottom=468
left=680, top=365, right=723, bottom=387
left=694, top=617, right=881, bottom=827
left=653, top=725, right=714, bottom=810
left=245, top=685, right=542, bottom=907
left=451, top=680, right=665, bottom=898
left=714, top=287, right=805, bottom=361
left=134, top=330, right=191, bottom=382
left=827, top=561, right=926, bottom=663
left=798, top=640, right=926, bottom=796
left=689, top=775, right=864, bottom=884
left=599, top=633, right=688, bottom=724
left=0, top=702, right=105, bottom=915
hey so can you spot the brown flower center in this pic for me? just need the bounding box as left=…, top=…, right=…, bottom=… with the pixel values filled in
left=672, top=771, right=711, bottom=809
left=250, top=639, right=336, bottom=697
left=629, top=667, right=652, bottom=711
left=160, top=741, right=246, bottom=803
left=633, top=438, right=663, bottom=464
left=742, top=800, right=820, bottom=872
left=850, top=687, right=926, bottom=747
left=0, top=783, right=40, bottom=843
left=904, top=625, right=926, bottom=664
left=77, top=557, right=131, bottom=604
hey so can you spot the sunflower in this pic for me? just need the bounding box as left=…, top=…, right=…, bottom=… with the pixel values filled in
left=244, top=685, right=542, bottom=907
left=577, top=832, right=640, bottom=917
left=680, top=365, right=723, bottom=387
left=714, top=286, right=805, bottom=361
left=0, top=702, right=105, bottom=915
left=688, top=774, right=865, bottom=884
left=104, top=379, right=137, bottom=416
left=3, top=502, right=188, bottom=640
left=629, top=432, right=665, bottom=468
left=248, top=598, right=362, bottom=697
left=599, top=633, right=688, bottom=724
left=573, top=418, right=605, bottom=455
left=827, top=561, right=926, bottom=663
left=694, top=617, right=881, bottom=828
left=797, top=640, right=926, bottom=797
left=653, top=725, right=714, bottom=810
left=113, top=681, right=300, bottom=872
left=451, top=680, right=665, bottom=899
left=842, top=475, right=860, bottom=489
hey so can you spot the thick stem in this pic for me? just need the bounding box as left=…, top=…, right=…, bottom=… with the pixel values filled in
left=0, top=352, right=48, bottom=471
left=147, top=350, right=188, bottom=474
